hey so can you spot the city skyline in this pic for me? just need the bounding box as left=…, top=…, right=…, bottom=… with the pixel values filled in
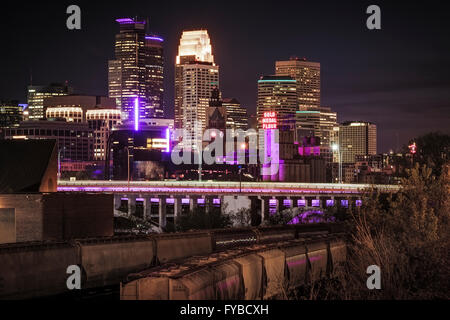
left=0, top=1, right=449, bottom=153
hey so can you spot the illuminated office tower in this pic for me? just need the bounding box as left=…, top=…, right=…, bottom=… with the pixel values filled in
left=223, top=98, right=248, bottom=131
left=296, top=106, right=338, bottom=163
left=257, top=76, right=297, bottom=130
left=275, top=57, right=320, bottom=109
left=0, top=101, right=23, bottom=127
left=145, top=35, right=165, bottom=118
left=108, top=18, right=165, bottom=121
left=339, top=121, right=377, bottom=163
left=175, top=30, right=219, bottom=149
left=27, top=83, right=71, bottom=120
left=86, top=109, right=122, bottom=160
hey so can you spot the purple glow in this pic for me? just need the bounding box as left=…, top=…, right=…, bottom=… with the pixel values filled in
left=120, top=198, right=129, bottom=201
left=197, top=198, right=205, bottom=205
left=298, top=146, right=321, bottom=157
left=182, top=198, right=190, bottom=205
left=283, top=199, right=292, bottom=207
left=134, top=98, right=139, bottom=131
left=287, top=258, right=307, bottom=267
left=166, top=198, right=175, bottom=204
left=326, top=199, right=334, bottom=207
left=57, top=183, right=367, bottom=196
left=216, top=275, right=239, bottom=290
left=288, top=210, right=326, bottom=224
left=165, top=128, right=170, bottom=152
left=116, top=18, right=145, bottom=24
left=297, top=199, right=306, bottom=207
left=213, top=198, right=220, bottom=205
left=150, top=198, right=160, bottom=203
left=309, top=256, right=322, bottom=262
left=116, top=18, right=134, bottom=23
left=341, top=200, right=349, bottom=208
left=356, top=200, right=362, bottom=207
left=59, top=186, right=361, bottom=195
left=136, top=198, right=145, bottom=202
left=145, top=36, right=164, bottom=42
left=269, top=199, right=277, bottom=206
left=312, top=199, right=320, bottom=207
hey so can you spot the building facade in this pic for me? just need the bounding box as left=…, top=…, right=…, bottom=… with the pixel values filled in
left=46, top=107, right=84, bottom=123
left=174, top=30, right=219, bottom=149
left=145, top=36, right=165, bottom=118
left=275, top=57, right=321, bottom=109
left=86, top=109, right=122, bottom=160
left=108, top=120, right=171, bottom=180
left=338, top=121, right=377, bottom=163
left=27, top=84, right=71, bottom=120
left=223, top=98, right=248, bottom=131
left=0, top=101, right=23, bottom=128
left=108, top=18, right=165, bottom=121
left=295, top=106, right=338, bottom=164
left=257, top=76, right=297, bottom=130
left=3, top=120, right=94, bottom=161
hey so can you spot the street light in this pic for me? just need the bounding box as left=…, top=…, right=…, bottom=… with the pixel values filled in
left=332, top=144, right=342, bottom=184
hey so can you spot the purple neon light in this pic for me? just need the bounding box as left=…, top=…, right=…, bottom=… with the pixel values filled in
left=116, top=18, right=145, bottom=24
left=341, top=200, right=349, bottom=207
left=166, top=198, right=175, bottom=204
left=312, top=200, right=320, bottom=207
left=269, top=199, right=277, bottom=206
left=297, top=199, right=306, bottom=207
left=120, top=198, right=128, bottom=201
left=165, top=128, right=170, bottom=152
left=283, top=199, right=292, bottom=207
left=116, top=18, right=134, bottom=23
left=136, top=198, right=145, bottom=202
left=356, top=200, right=362, bottom=207
left=213, top=198, right=220, bottom=205
left=182, top=198, right=190, bottom=205
left=150, top=198, right=160, bottom=203
left=197, top=198, right=205, bottom=204
left=59, top=186, right=361, bottom=195
left=326, top=199, right=334, bottom=207
left=145, top=36, right=164, bottom=42
left=134, top=98, right=139, bottom=131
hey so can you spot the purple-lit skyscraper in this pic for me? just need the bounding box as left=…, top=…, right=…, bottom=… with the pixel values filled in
left=108, top=18, right=165, bottom=121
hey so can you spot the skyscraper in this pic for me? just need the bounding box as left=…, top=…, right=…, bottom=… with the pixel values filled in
left=338, top=121, right=377, bottom=163
left=223, top=98, right=248, bottom=131
left=174, top=30, right=219, bottom=149
left=296, top=106, right=338, bottom=163
left=275, top=57, right=321, bottom=109
left=27, top=83, right=71, bottom=120
left=145, top=35, right=165, bottom=118
left=0, top=101, right=23, bottom=128
left=108, top=18, right=164, bottom=122
left=257, top=76, right=297, bottom=130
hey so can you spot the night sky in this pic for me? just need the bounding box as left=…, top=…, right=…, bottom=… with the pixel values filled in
left=1, top=0, right=449, bottom=152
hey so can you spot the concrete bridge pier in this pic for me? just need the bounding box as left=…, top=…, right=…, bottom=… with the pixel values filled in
left=159, top=195, right=167, bottom=228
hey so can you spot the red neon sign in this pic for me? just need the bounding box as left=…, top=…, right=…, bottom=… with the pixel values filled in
left=262, top=111, right=277, bottom=129
left=408, top=142, right=417, bottom=154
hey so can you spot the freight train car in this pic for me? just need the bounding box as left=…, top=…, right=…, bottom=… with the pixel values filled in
left=0, top=224, right=344, bottom=299
left=77, top=236, right=154, bottom=288
left=0, top=241, right=78, bottom=299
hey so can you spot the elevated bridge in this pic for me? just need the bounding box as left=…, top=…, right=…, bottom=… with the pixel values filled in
left=58, top=180, right=400, bottom=227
